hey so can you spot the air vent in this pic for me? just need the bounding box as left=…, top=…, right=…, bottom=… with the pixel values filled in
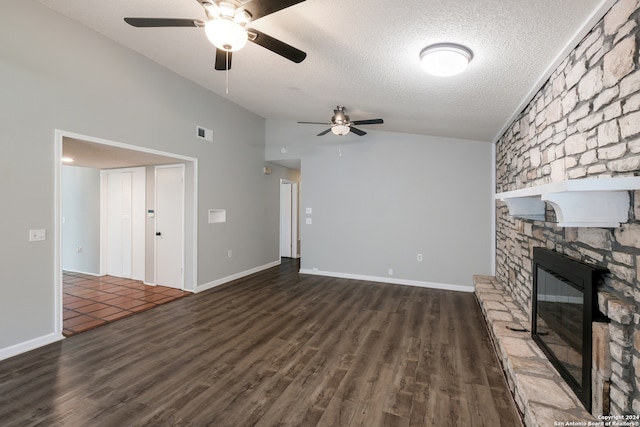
left=196, top=125, right=213, bottom=142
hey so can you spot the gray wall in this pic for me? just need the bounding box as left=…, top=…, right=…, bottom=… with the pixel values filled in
left=61, top=166, right=101, bottom=274
left=266, top=120, right=494, bottom=288
left=0, top=0, right=291, bottom=353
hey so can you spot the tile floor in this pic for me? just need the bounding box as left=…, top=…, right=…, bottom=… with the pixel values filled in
left=63, top=272, right=191, bottom=337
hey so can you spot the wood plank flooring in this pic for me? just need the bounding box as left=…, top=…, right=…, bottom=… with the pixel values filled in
left=0, top=259, right=522, bottom=426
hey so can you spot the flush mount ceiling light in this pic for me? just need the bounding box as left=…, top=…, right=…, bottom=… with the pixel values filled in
left=420, top=43, right=473, bottom=76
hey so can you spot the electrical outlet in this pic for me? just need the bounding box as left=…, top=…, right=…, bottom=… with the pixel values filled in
left=417, top=253, right=423, bottom=262
left=306, top=218, right=312, bottom=225
left=388, top=268, right=393, bottom=276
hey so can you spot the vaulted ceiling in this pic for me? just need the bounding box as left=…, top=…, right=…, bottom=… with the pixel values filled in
left=38, top=0, right=613, bottom=142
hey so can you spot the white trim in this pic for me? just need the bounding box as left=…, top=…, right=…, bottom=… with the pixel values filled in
left=62, top=269, right=102, bottom=277
left=299, top=269, right=474, bottom=293
left=492, top=0, right=617, bottom=143
left=54, top=131, right=63, bottom=336
left=191, top=161, right=199, bottom=291
left=0, top=332, right=64, bottom=362
left=195, top=260, right=282, bottom=293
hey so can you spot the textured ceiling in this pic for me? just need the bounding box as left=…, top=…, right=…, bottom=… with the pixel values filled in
left=38, top=0, right=613, bottom=142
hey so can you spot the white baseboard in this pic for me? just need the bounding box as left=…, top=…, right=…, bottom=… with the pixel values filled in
left=62, top=269, right=101, bottom=276
left=195, top=260, right=282, bottom=293
left=299, top=269, right=474, bottom=293
left=0, top=332, right=65, bottom=362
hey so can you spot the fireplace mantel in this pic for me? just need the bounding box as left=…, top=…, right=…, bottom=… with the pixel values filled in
left=495, top=177, right=640, bottom=228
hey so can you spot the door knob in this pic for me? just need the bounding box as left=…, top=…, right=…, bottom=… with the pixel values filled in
left=156, top=232, right=162, bottom=236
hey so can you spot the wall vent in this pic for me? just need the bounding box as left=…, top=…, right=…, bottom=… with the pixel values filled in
left=196, top=126, right=213, bottom=142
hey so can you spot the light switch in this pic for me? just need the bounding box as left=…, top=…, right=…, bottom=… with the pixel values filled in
left=306, top=218, right=312, bottom=225
left=29, top=229, right=46, bottom=242
left=305, top=207, right=312, bottom=214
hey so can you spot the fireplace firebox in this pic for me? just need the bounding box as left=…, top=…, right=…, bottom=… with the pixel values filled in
left=532, top=248, right=607, bottom=412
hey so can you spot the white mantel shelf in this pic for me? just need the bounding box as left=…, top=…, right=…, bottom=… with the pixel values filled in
left=495, top=177, right=640, bottom=228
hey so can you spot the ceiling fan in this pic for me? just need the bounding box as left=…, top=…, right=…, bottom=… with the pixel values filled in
left=124, top=0, right=307, bottom=71
left=299, top=106, right=384, bottom=136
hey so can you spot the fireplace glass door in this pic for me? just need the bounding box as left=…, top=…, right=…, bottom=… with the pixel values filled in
left=532, top=247, right=605, bottom=412
left=535, top=267, right=584, bottom=388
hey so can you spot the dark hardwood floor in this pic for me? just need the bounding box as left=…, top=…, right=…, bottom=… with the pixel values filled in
left=0, top=259, right=522, bottom=426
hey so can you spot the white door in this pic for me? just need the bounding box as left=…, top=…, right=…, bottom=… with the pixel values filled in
left=103, top=168, right=146, bottom=280
left=155, top=165, right=184, bottom=288
left=280, top=181, right=299, bottom=258
left=280, top=183, right=293, bottom=257
left=106, top=172, right=132, bottom=277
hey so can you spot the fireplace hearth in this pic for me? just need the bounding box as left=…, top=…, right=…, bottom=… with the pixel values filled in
left=532, top=248, right=608, bottom=412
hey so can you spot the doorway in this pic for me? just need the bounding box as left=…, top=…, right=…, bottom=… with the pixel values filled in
left=280, top=179, right=299, bottom=258
left=55, top=130, right=198, bottom=336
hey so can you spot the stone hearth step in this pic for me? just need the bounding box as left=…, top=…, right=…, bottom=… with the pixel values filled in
left=474, top=275, right=596, bottom=427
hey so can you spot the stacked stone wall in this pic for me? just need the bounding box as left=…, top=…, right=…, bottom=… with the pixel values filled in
left=495, top=0, right=640, bottom=415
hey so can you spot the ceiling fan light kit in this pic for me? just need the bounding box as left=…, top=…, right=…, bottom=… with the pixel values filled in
left=205, top=18, right=248, bottom=51
left=124, top=0, right=307, bottom=71
left=420, top=43, right=473, bottom=76
left=331, top=125, right=350, bottom=136
left=204, top=1, right=251, bottom=51
left=299, top=106, right=384, bottom=137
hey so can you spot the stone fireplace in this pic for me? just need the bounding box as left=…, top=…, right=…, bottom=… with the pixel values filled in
left=484, top=0, right=640, bottom=424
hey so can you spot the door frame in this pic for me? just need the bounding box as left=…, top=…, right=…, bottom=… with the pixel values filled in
left=279, top=179, right=299, bottom=259
left=54, top=130, right=198, bottom=337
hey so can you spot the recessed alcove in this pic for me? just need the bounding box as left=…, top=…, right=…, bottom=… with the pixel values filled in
left=495, top=177, right=640, bottom=228
left=208, top=209, right=226, bottom=224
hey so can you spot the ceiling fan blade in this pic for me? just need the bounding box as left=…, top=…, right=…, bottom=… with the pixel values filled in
left=244, top=0, right=306, bottom=21
left=349, top=127, right=367, bottom=136
left=247, top=29, right=306, bottom=63
left=317, top=129, right=332, bottom=136
left=215, top=49, right=232, bottom=70
left=298, top=121, right=329, bottom=125
left=124, top=18, right=204, bottom=27
left=351, top=118, right=384, bottom=126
